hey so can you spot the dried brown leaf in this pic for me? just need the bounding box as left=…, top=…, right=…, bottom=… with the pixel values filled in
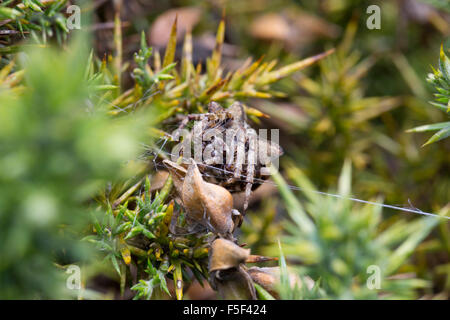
left=163, top=159, right=235, bottom=235
left=150, top=7, right=202, bottom=47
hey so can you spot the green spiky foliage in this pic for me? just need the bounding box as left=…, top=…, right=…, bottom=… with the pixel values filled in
left=0, top=32, right=148, bottom=298
left=232, top=2, right=449, bottom=299
left=0, top=0, right=71, bottom=49
left=83, top=17, right=334, bottom=300
left=250, top=19, right=448, bottom=227
left=0, top=59, right=24, bottom=90
left=86, top=176, right=212, bottom=300
left=408, top=45, right=450, bottom=146
left=240, top=198, right=282, bottom=254
left=267, top=161, right=447, bottom=299
left=106, top=17, right=334, bottom=120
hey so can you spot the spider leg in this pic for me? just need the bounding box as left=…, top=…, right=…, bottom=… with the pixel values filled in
left=225, top=175, right=237, bottom=186
left=204, top=132, right=224, bottom=165
left=175, top=113, right=206, bottom=131
left=232, top=209, right=241, bottom=216
left=243, top=129, right=257, bottom=212
left=232, top=209, right=243, bottom=231
left=232, top=127, right=246, bottom=181
left=244, top=182, right=252, bottom=212
left=202, top=203, right=216, bottom=233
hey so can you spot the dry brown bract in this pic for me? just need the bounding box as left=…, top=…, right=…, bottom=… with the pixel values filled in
left=163, top=159, right=239, bottom=237
left=248, top=266, right=315, bottom=298
left=208, top=238, right=256, bottom=300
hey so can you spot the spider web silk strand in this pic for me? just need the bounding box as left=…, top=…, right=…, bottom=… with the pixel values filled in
left=150, top=147, right=449, bottom=221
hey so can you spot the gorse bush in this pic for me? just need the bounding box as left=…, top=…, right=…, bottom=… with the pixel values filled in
left=408, top=45, right=450, bottom=146
left=85, top=17, right=336, bottom=300
left=0, top=32, right=150, bottom=298
left=258, top=21, right=402, bottom=183
left=269, top=162, right=445, bottom=299
left=0, top=1, right=448, bottom=300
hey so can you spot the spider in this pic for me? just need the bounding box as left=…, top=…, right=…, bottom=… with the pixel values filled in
left=168, top=101, right=283, bottom=219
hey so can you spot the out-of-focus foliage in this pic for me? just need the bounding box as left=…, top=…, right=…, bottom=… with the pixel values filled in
left=408, top=45, right=450, bottom=146
left=258, top=21, right=402, bottom=183
left=268, top=161, right=447, bottom=299
left=240, top=0, right=449, bottom=223
left=0, top=0, right=71, bottom=49
left=418, top=0, right=450, bottom=12
left=86, top=175, right=212, bottom=300
left=86, top=17, right=332, bottom=300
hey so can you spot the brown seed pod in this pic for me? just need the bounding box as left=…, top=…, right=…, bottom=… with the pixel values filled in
left=163, top=159, right=235, bottom=235
left=248, top=266, right=315, bottom=297
left=211, top=266, right=256, bottom=300
left=209, top=238, right=255, bottom=300
left=247, top=267, right=279, bottom=296
left=209, top=238, right=250, bottom=272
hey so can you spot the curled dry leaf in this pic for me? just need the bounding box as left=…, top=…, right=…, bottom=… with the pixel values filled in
left=248, top=266, right=315, bottom=297
left=150, top=170, right=169, bottom=192
left=163, top=159, right=235, bottom=235
left=249, top=11, right=340, bottom=48
left=150, top=7, right=202, bottom=47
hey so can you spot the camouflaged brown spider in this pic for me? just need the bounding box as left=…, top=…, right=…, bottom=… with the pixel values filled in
left=169, top=101, right=283, bottom=219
